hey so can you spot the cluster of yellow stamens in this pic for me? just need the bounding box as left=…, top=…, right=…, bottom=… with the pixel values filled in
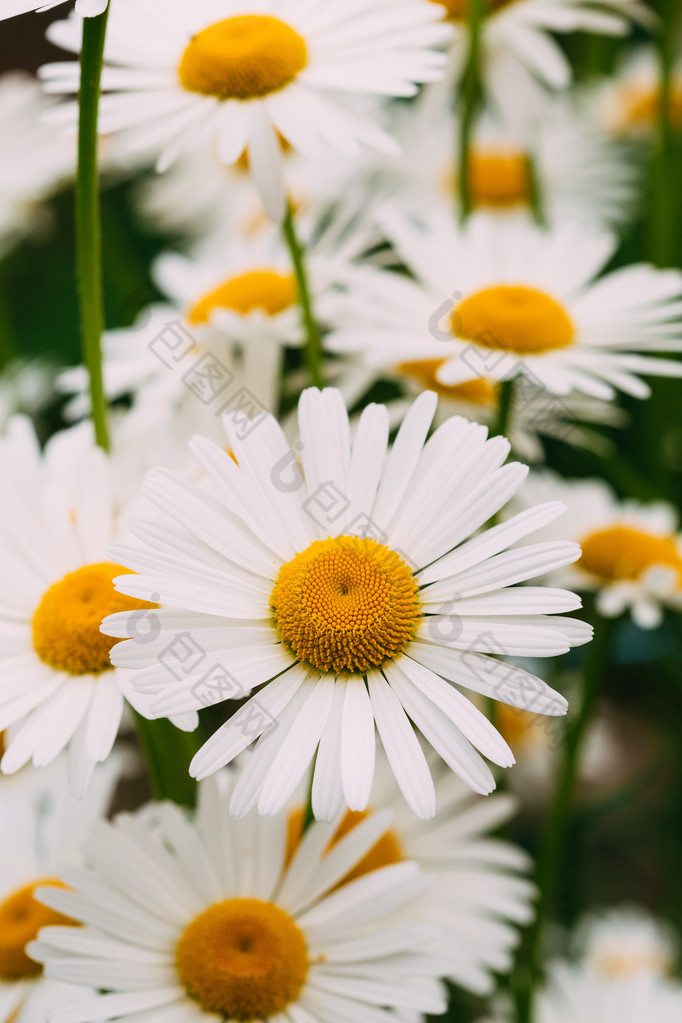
left=176, top=898, right=309, bottom=1019
left=32, top=563, right=154, bottom=676
left=179, top=15, right=308, bottom=100
left=398, top=359, right=498, bottom=406
left=579, top=525, right=682, bottom=585
left=453, top=285, right=575, bottom=354
left=271, top=536, right=421, bottom=674
left=0, top=880, right=73, bottom=981
left=187, top=269, right=297, bottom=325
left=465, top=150, right=530, bottom=209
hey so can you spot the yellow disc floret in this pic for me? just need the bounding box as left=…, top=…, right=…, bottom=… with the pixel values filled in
left=431, top=0, right=514, bottom=20
left=176, top=898, right=308, bottom=1019
left=466, top=150, right=530, bottom=208
left=179, top=15, right=308, bottom=100
left=0, top=879, right=73, bottom=980
left=579, top=525, right=682, bottom=584
left=271, top=536, right=421, bottom=674
left=397, top=359, right=498, bottom=406
left=187, top=270, right=297, bottom=325
left=32, top=562, right=155, bottom=676
left=453, top=286, right=575, bottom=354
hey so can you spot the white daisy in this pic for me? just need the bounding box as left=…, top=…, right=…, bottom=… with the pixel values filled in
left=533, top=960, right=682, bottom=1023
left=0, top=72, right=73, bottom=258
left=431, top=0, right=649, bottom=132
left=366, top=85, right=640, bottom=230
left=0, top=358, right=56, bottom=432
left=0, top=0, right=105, bottom=22
left=103, top=387, right=591, bottom=818
left=326, top=209, right=682, bottom=402
left=29, top=772, right=448, bottom=1023
left=515, top=472, right=682, bottom=628
left=0, top=417, right=197, bottom=797
left=595, top=45, right=682, bottom=139
left=0, top=752, right=122, bottom=1023
left=41, top=0, right=451, bottom=220
left=575, top=907, right=678, bottom=980
left=284, top=747, right=536, bottom=996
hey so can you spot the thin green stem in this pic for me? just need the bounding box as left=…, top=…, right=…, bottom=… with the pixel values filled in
left=525, top=154, right=545, bottom=227
left=457, top=0, right=485, bottom=221
left=647, top=0, right=678, bottom=265
left=515, top=616, right=616, bottom=1023
left=491, top=378, right=515, bottom=439
left=77, top=5, right=110, bottom=451
left=282, top=204, right=323, bottom=389
left=133, top=713, right=201, bottom=807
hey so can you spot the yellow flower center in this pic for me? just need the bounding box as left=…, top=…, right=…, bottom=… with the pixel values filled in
left=187, top=270, right=297, bottom=325
left=453, top=286, right=575, bottom=354
left=397, top=359, right=498, bottom=406
left=287, top=808, right=404, bottom=885
left=178, top=15, right=308, bottom=101
left=431, top=0, right=514, bottom=20
left=496, top=704, right=544, bottom=752
left=466, top=150, right=530, bottom=208
left=271, top=536, right=421, bottom=675
left=176, top=898, right=308, bottom=1020
left=622, top=82, right=682, bottom=130
left=32, top=563, right=155, bottom=676
left=590, top=946, right=673, bottom=979
left=0, top=879, right=74, bottom=981
left=579, top=525, right=682, bottom=585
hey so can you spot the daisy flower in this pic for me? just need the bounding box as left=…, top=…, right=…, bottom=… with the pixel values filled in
left=285, top=748, right=536, bottom=996
left=0, top=358, right=56, bottom=432
left=103, top=387, right=590, bottom=818
left=595, top=46, right=682, bottom=139
left=0, top=0, right=105, bottom=21
left=41, top=0, right=451, bottom=221
left=531, top=960, right=682, bottom=1023
left=431, top=0, right=649, bottom=131
left=0, top=418, right=197, bottom=796
left=515, top=472, right=682, bottom=628
left=326, top=209, right=682, bottom=402
left=28, top=772, right=448, bottom=1023
left=0, top=753, right=123, bottom=1023
left=575, top=907, right=678, bottom=980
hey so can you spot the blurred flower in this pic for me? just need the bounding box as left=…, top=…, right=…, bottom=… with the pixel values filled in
left=41, top=0, right=451, bottom=220
left=0, top=752, right=122, bottom=1023
left=29, top=772, right=448, bottom=1023
left=515, top=472, right=682, bottom=628
left=531, top=959, right=682, bottom=1022
left=596, top=45, right=682, bottom=139
left=575, top=906, right=678, bottom=979
left=0, top=358, right=56, bottom=431
left=0, top=418, right=196, bottom=796
left=0, top=0, right=105, bottom=20
left=103, top=387, right=590, bottom=816
left=327, top=209, right=682, bottom=402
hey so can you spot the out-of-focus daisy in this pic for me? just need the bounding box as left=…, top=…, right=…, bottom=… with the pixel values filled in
left=0, top=358, right=56, bottom=432
left=531, top=960, right=682, bottom=1023
left=283, top=748, right=535, bottom=995
left=0, top=753, right=122, bottom=1023
left=0, top=73, right=72, bottom=257
left=41, top=0, right=451, bottom=220
left=104, top=387, right=590, bottom=817
left=327, top=209, right=682, bottom=402
left=29, top=772, right=448, bottom=1023
left=575, top=907, right=678, bottom=980
left=0, top=0, right=105, bottom=18
left=596, top=46, right=682, bottom=139
left=516, top=473, right=682, bottom=628
left=0, top=418, right=196, bottom=796
left=430, top=0, right=649, bottom=131
left=370, top=87, right=639, bottom=230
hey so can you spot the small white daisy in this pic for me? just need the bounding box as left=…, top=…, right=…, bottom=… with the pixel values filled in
left=326, top=209, right=682, bottom=402
left=431, top=0, right=649, bottom=131
left=595, top=45, right=682, bottom=139
left=575, top=906, right=678, bottom=980
left=0, top=0, right=105, bottom=21
left=0, top=752, right=122, bottom=1023
left=29, top=772, right=448, bottom=1023
left=0, top=417, right=197, bottom=796
left=284, top=747, right=536, bottom=996
left=103, top=387, right=591, bottom=818
left=41, top=0, right=451, bottom=220
left=515, top=472, right=682, bottom=628
left=533, top=959, right=682, bottom=1023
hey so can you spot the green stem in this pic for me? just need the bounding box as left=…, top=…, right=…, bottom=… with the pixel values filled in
left=647, top=0, right=677, bottom=265
left=282, top=204, right=323, bottom=389
left=525, top=154, right=545, bottom=227
left=457, top=0, right=485, bottom=221
left=491, top=378, right=515, bottom=439
left=77, top=5, right=110, bottom=451
left=133, top=713, right=201, bottom=807
left=515, top=616, right=616, bottom=1023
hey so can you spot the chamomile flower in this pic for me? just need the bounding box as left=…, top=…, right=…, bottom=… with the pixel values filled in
left=575, top=907, right=678, bottom=980
left=531, top=960, right=682, bottom=1023
left=41, top=0, right=451, bottom=221
left=326, top=209, right=682, bottom=402
left=103, top=387, right=590, bottom=818
left=0, top=753, right=122, bottom=1023
left=596, top=46, right=682, bottom=139
left=0, top=0, right=105, bottom=18
left=431, top=0, right=649, bottom=131
left=515, top=472, right=682, bottom=628
left=0, top=418, right=197, bottom=797
left=285, top=748, right=535, bottom=995
left=28, top=772, right=448, bottom=1023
